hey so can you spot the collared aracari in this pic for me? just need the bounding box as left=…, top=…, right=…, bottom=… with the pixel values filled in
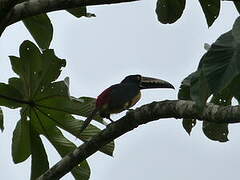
left=79, top=74, right=174, bottom=133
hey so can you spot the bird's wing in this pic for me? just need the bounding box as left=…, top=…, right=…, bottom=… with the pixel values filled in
left=108, top=84, right=140, bottom=111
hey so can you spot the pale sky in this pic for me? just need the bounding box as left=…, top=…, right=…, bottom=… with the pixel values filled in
left=0, top=1, right=239, bottom=180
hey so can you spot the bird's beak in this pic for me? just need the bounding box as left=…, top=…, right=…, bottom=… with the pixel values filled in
left=140, top=76, right=175, bottom=89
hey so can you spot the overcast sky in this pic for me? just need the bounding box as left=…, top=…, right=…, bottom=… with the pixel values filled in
left=0, top=0, right=239, bottom=180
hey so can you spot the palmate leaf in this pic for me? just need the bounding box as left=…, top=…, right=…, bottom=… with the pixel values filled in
left=32, top=86, right=114, bottom=155
left=12, top=108, right=31, bottom=163
left=198, top=0, right=220, bottom=27
left=179, top=17, right=240, bottom=107
left=0, top=83, right=24, bottom=108
left=53, top=115, right=114, bottom=156
left=23, top=14, right=53, bottom=49
left=178, top=17, right=240, bottom=141
left=41, top=125, right=90, bottom=180
left=155, top=0, right=186, bottom=24
left=30, top=127, right=49, bottom=180
left=7, top=40, right=114, bottom=179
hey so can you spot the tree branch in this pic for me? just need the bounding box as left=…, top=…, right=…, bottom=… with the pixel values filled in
left=0, top=0, right=139, bottom=35
left=0, top=0, right=19, bottom=35
left=37, top=100, right=240, bottom=180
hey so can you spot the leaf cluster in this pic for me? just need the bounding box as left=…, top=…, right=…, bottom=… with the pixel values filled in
left=178, top=17, right=240, bottom=142
left=156, top=0, right=240, bottom=27
left=0, top=40, right=114, bottom=179
left=0, top=0, right=240, bottom=179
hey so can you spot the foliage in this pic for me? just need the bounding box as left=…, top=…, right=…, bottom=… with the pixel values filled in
left=178, top=17, right=240, bottom=142
left=21, top=7, right=95, bottom=49
left=0, top=0, right=240, bottom=179
left=156, top=0, right=239, bottom=27
left=0, top=40, right=114, bottom=179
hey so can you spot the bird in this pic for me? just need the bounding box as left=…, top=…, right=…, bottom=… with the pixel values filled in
left=79, top=74, right=174, bottom=133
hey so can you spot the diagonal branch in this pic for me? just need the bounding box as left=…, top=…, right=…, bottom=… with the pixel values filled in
left=0, top=0, right=140, bottom=35
left=0, top=0, right=19, bottom=35
left=37, top=100, right=240, bottom=180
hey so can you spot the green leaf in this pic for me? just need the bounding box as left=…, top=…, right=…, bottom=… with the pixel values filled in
left=156, top=0, right=186, bottom=24
left=232, top=16, right=240, bottom=43
left=202, top=122, right=228, bottom=142
left=210, top=88, right=233, bottom=106
left=200, top=31, right=239, bottom=94
left=36, top=94, right=104, bottom=124
left=23, top=14, right=53, bottom=49
left=182, top=119, right=196, bottom=135
left=181, top=29, right=239, bottom=106
left=0, top=83, right=24, bottom=108
left=45, top=126, right=90, bottom=180
left=12, top=109, right=31, bottom=163
left=198, top=0, right=220, bottom=27
left=55, top=115, right=114, bottom=156
left=9, top=40, right=66, bottom=99
left=71, top=160, right=91, bottom=180
left=30, top=128, right=49, bottom=180
left=202, top=89, right=232, bottom=142
left=7, top=40, right=115, bottom=178
left=67, top=7, right=96, bottom=18
left=190, top=70, right=210, bottom=110
left=179, top=19, right=240, bottom=140
left=178, top=72, right=197, bottom=101
left=0, top=107, right=3, bottom=132
left=8, top=78, right=25, bottom=97
left=178, top=73, right=198, bottom=135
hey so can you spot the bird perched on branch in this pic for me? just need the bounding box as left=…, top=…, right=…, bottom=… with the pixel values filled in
left=79, top=74, right=174, bottom=133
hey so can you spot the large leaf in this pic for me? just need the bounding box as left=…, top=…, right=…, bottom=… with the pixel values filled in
left=9, top=40, right=66, bottom=99
left=45, top=126, right=90, bottom=180
left=202, top=89, right=232, bottom=142
left=198, top=31, right=239, bottom=95
left=0, top=83, right=24, bottom=108
left=23, top=14, right=53, bottom=49
left=156, top=0, right=186, bottom=24
left=0, top=107, right=3, bottom=132
left=190, top=70, right=211, bottom=110
left=30, top=128, right=49, bottom=180
left=36, top=95, right=104, bottom=124
left=178, top=17, right=240, bottom=141
left=202, top=122, right=228, bottom=142
left=198, top=0, right=220, bottom=27
left=12, top=109, right=31, bottom=163
left=55, top=115, right=114, bottom=156
left=7, top=40, right=115, bottom=178
left=180, top=18, right=240, bottom=106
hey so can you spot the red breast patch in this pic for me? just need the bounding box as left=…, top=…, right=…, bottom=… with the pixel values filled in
left=96, top=87, right=111, bottom=108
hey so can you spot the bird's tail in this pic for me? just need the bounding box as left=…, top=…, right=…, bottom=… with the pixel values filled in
left=79, top=108, right=99, bottom=134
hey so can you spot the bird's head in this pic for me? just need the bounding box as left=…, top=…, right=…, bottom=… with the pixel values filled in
left=121, top=74, right=174, bottom=89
